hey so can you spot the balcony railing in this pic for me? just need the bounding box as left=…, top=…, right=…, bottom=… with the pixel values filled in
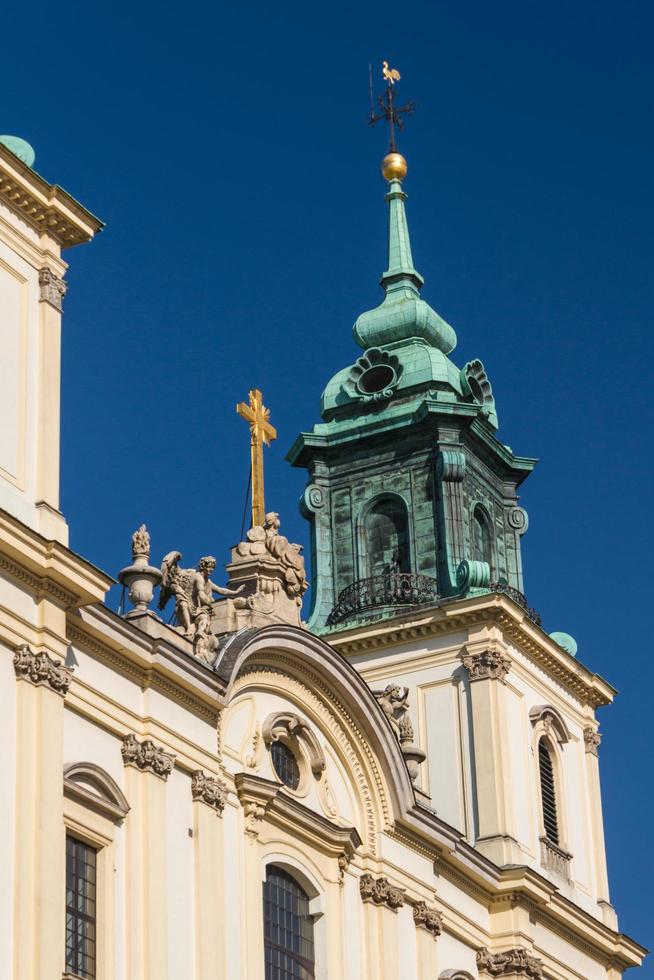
left=488, top=582, right=542, bottom=627
left=326, top=572, right=440, bottom=627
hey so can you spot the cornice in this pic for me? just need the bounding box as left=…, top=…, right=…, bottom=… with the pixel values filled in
left=326, top=593, right=615, bottom=709
left=0, top=142, right=103, bottom=248
left=0, top=508, right=113, bottom=607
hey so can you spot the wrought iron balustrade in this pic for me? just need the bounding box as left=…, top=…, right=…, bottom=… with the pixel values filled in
left=488, top=582, right=542, bottom=627
left=326, top=572, right=440, bottom=627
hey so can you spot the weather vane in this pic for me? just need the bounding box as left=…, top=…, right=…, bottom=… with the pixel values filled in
left=368, top=60, right=415, bottom=153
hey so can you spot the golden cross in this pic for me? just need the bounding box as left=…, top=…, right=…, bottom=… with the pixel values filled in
left=236, top=389, right=277, bottom=528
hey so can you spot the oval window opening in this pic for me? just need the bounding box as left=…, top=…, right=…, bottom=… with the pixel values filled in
left=271, top=741, right=301, bottom=790
left=358, top=364, right=395, bottom=394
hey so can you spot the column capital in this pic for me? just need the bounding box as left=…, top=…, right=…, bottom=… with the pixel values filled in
left=39, top=267, right=68, bottom=311
left=412, top=900, right=442, bottom=939
left=13, top=644, right=73, bottom=695
left=584, top=726, right=602, bottom=756
left=477, top=946, right=543, bottom=978
left=462, top=649, right=511, bottom=683
left=191, top=770, right=227, bottom=815
left=359, top=873, right=405, bottom=912
left=121, top=734, right=175, bottom=780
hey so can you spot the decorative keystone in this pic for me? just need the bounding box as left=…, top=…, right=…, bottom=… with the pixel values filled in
left=412, top=900, right=442, bottom=938
left=121, top=734, right=175, bottom=780
left=13, top=645, right=73, bottom=696
left=476, top=946, right=543, bottom=978
left=39, top=267, right=67, bottom=311
left=191, top=771, right=227, bottom=814
left=583, top=727, right=601, bottom=756
left=462, top=650, right=511, bottom=683
left=359, top=873, right=405, bottom=911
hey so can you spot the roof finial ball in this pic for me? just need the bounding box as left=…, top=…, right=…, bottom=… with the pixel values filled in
left=381, top=151, right=408, bottom=181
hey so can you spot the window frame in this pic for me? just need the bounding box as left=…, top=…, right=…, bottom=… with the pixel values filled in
left=471, top=503, right=494, bottom=573
left=65, top=835, right=99, bottom=980
left=263, top=863, right=318, bottom=980
left=357, top=492, right=414, bottom=581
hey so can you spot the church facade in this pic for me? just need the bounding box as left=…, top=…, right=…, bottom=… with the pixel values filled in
left=0, top=130, right=646, bottom=980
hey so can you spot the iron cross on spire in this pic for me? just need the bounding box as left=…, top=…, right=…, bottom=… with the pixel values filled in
left=236, top=389, right=277, bottom=529
left=368, top=60, right=415, bottom=153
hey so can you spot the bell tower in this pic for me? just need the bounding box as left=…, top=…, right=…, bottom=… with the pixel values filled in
left=0, top=137, right=102, bottom=545
left=288, top=144, right=537, bottom=631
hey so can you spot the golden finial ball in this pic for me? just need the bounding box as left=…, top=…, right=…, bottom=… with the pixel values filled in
left=381, top=152, right=408, bottom=181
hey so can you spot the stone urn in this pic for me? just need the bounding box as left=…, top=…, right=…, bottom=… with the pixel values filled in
left=118, top=524, right=162, bottom=618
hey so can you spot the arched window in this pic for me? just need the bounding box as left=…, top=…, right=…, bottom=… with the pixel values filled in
left=365, top=497, right=410, bottom=577
left=472, top=505, right=493, bottom=568
left=263, top=865, right=315, bottom=979
left=538, top=740, right=559, bottom=844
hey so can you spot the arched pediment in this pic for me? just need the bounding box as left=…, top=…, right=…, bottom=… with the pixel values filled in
left=219, top=625, right=416, bottom=844
left=64, top=762, right=130, bottom=822
left=529, top=704, right=570, bottom=744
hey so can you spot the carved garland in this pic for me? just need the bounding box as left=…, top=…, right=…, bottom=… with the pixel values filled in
left=359, top=873, right=405, bottom=911
left=121, top=734, right=175, bottom=780
left=234, top=662, right=385, bottom=853
left=476, top=947, right=543, bottom=978
left=13, top=645, right=73, bottom=695
left=191, top=770, right=228, bottom=814
left=461, top=649, right=511, bottom=683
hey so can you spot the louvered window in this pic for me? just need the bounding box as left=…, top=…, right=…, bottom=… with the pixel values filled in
left=538, top=740, right=559, bottom=844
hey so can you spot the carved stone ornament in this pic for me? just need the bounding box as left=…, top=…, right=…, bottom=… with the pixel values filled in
left=437, top=448, right=466, bottom=483
left=476, top=946, right=544, bottom=978
left=121, top=734, right=175, bottom=780
left=462, top=650, right=511, bottom=683
left=372, top=684, right=426, bottom=782
left=262, top=711, right=326, bottom=777
left=191, top=770, right=227, bottom=814
left=301, top=484, right=327, bottom=516
left=412, top=900, right=443, bottom=938
left=344, top=347, right=403, bottom=403
left=13, top=645, right=73, bottom=696
left=583, top=726, right=601, bottom=756
left=118, top=524, right=162, bottom=617
left=38, top=267, right=68, bottom=311
left=359, top=873, right=405, bottom=911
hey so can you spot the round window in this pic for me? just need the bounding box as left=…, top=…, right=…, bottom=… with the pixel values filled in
left=357, top=364, right=396, bottom=395
left=271, top=741, right=301, bottom=790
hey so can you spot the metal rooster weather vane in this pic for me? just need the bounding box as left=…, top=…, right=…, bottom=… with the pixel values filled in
left=369, top=60, right=415, bottom=152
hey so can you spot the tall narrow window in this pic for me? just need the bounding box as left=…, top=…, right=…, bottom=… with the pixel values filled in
left=65, top=835, right=98, bottom=980
left=538, top=740, right=559, bottom=844
left=365, top=497, right=410, bottom=577
left=472, top=505, right=493, bottom=567
left=263, top=865, right=315, bottom=980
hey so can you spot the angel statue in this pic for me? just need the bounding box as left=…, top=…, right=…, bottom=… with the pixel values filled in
left=158, top=552, right=244, bottom=663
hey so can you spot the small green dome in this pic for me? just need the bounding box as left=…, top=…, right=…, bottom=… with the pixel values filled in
left=0, top=136, right=36, bottom=168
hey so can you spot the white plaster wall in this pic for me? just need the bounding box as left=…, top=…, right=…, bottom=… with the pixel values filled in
left=420, top=677, right=465, bottom=830
left=63, top=709, right=125, bottom=785
left=143, top=688, right=217, bottom=756
left=435, top=929, right=479, bottom=976
left=166, top=768, right=195, bottom=978
left=68, top=644, right=143, bottom=717
left=0, top=646, right=17, bottom=980
left=503, top=683, right=534, bottom=850
left=0, top=236, right=40, bottom=530
left=223, top=801, right=243, bottom=980
left=0, top=569, right=37, bottom=624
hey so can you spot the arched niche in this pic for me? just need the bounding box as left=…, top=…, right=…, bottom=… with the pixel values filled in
left=358, top=492, right=412, bottom=579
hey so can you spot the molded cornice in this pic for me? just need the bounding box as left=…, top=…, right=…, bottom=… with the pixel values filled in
left=326, top=593, right=615, bottom=709
left=0, top=142, right=103, bottom=248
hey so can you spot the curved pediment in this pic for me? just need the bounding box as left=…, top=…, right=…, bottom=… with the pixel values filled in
left=529, top=704, right=570, bottom=745
left=64, top=761, right=130, bottom=822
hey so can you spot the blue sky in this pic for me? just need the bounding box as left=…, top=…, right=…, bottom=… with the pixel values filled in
left=4, top=0, right=652, bottom=961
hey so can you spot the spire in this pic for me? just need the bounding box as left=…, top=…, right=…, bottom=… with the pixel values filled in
left=353, top=152, right=457, bottom=354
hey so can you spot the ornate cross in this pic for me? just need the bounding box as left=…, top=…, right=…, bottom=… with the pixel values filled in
left=236, top=389, right=277, bottom=528
left=369, top=60, right=415, bottom=153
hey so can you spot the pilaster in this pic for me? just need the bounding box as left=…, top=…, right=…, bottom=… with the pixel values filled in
left=582, top=727, right=615, bottom=927
left=122, top=735, right=175, bottom=980
left=12, top=646, right=72, bottom=980
left=191, top=771, right=227, bottom=979
left=462, top=648, right=522, bottom=865
left=436, top=448, right=466, bottom=593
left=359, top=874, right=404, bottom=977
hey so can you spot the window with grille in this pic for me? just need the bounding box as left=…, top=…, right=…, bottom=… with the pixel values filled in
left=538, top=740, right=559, bottom=844
left=271, top=741, right=301, bottom=790
left=263, top=865, right=315, bottom=980
left=65, top=835, right=98, bottom=979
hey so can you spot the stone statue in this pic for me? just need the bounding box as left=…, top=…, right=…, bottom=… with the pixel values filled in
left=372, top=683, right=425, bottom=782
left=235, top=512, right=308, bottom=603
left=158, top=552, right=244, bottom=664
